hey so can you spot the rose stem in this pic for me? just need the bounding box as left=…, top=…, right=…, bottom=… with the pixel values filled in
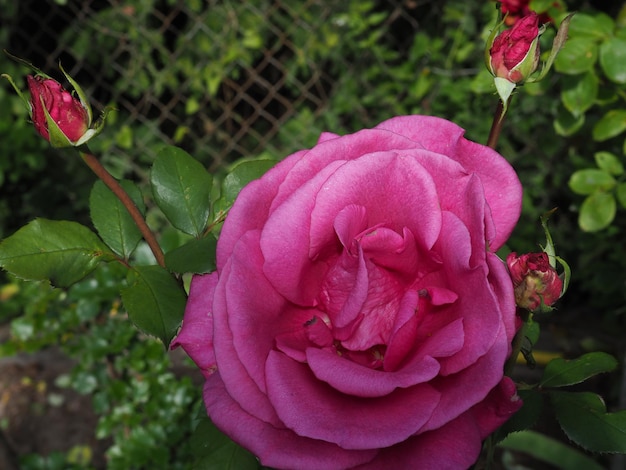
left=486, top=99, right=506, bottom=150
left=79, top=149, right=166, bottom=268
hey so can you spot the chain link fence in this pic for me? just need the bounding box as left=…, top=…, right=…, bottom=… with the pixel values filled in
left=3, top=0, right=426, bottom=170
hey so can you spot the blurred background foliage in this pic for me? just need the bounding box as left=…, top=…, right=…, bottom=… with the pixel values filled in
left=1, top=0, right=626, bottom=468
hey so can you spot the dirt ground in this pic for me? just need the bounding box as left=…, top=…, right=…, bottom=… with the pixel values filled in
left=0, top=319, right=196, bottom=470
left=0, top=342, right=110, bottom=469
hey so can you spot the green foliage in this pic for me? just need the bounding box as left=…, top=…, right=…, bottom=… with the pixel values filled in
left=122, top=265, right=187, bottom=348
left=554, top=38, right=598, bottom=75
left=568, top=151, right=625, bottom=231
left=550, top=391, right=626, bottom=453
left=539, top=352, right=618, bottom=388
left=1, top=265, right=201, bottom=469
left=165, top=235, right=217, bottom=274
left=150, top=146, right=213, bottom=238
left=550, top=8, right=626, bottom=234
left=499, top=431, right=605, bottom=470
left=214, top=158, right=278, bottom=214
left=189, top=418, right=260, bottom=470
left=560, top=72, right=598, bottom=118
left=0, top=219, right=113, bottom=286
left=90, top=179, right=145, bottom=259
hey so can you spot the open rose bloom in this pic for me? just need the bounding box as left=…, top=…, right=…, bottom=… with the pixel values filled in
left=174, top=115, right=524, bottom=469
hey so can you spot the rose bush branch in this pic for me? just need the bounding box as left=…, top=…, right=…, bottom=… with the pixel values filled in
left=2, top=55, right=166, bottom=268
left=80, top=148, right=166, bottom=268
left=484, top=11, right=574, bottom=149
left=486, top=99, right=506, bottom=150
left=0, top=58, right=206, bottom=348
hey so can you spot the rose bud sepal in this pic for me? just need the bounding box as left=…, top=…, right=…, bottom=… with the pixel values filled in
left=529, top=13, right=575, bottom=83
left=539, top=209, right=570, bottom=295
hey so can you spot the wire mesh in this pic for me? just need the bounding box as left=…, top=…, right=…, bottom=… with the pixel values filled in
left=2, top=0, right=423, bottom=169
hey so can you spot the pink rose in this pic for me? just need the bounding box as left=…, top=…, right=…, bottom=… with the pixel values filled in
left=174, top=115, right=523, bottom=469
left=27, top=75, right=89, bottom=143
left=507, top=252, right=563, bottom=311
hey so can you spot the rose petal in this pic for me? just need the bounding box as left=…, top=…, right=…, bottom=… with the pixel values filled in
left=269, top=128, right=425, bottom=213
left=204, top=373, right=378, bottom=470
left=375, top=115, right=522, bottom=249
left=414, top=317, right=465, bottom=360
left=471, top=376, right=523, bottom=438
left=420, top=319, right=509, bottom=432
left=265, top=350, right=441, bottom=449
left=309, top=152, right=442, bottom=255
left=170, top=273, right=217, bottom=378
left=424, top=211, right=502, bottom=375
left=212, top=232, right=285, bottom=426
left=355, top=412, right=483, bottom=470
left=306, top=347, right=440, bottom=397
left=487, top=251, right=519, bottom=345
left=260, top=160, right=347, bottom=305
left=321, top=243, right=369, bottom=332
left=382, top=289, right=420, bottom=371
left=262, top=151, right=443, bottom=306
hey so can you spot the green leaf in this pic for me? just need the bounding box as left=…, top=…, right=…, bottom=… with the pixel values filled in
left=190, top=417, right=259, bottom=470
left=213, top=159, right=277, bottom=215
left=568, top=169, right=616, bottom=195
left=0, top=219, right=111, bottom=287
left=151, top=146, right=212, bottom=237
left=554, top=105, right=584, bottom=136
left=600, top=37, right=626, bottom=84
left=554, top=38, right=598, bottom=75
left=498, top=430, right=605, bottom=470
left=550, top=391, right=626, bottom=453
left=616, top=182, right=626, bottom=208
left=222, top=159, right=277, bottom=205
left=592, top=110, right=626, bottom=141
left=89, top=180, right=145, bottom=259
left=165, top=235, right=217, bottom=274
left=121, top=265, right=187, bottom=348
left=525, top=319, right=540, bottom=346
left=560, top=72, right=598, bottom=118
left=567, top=13, right=613, bottom=41
left=594, top=151, right=624, bottom=176
left=539, top=352, right=618, bottom=388
left=578, top=191, right=616, bottom=232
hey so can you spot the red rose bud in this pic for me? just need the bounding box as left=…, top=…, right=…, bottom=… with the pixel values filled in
left=507, top=252, right=563, bottom=311
left=27, top=75, right=89, bottom=143
left=489, top=13, right=540, bottom=83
